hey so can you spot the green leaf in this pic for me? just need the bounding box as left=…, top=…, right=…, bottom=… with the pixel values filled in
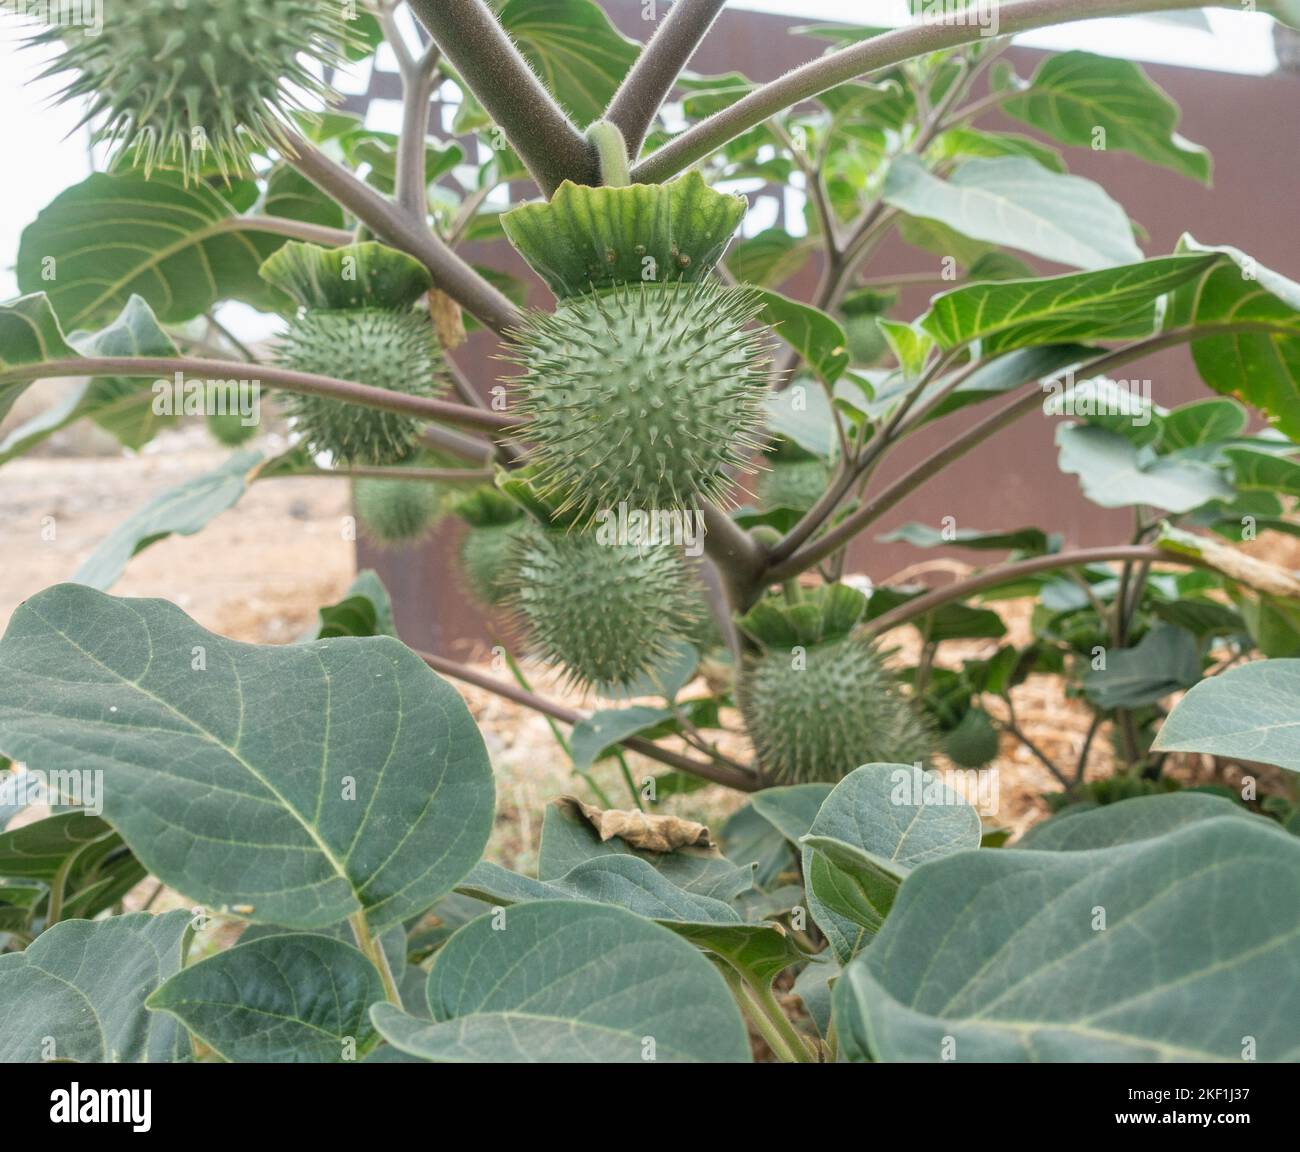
left=883, top=156, right=1143, bottom=270
left=460, top=857, right=807, bottom=988
left=73, top=450, right=265, bottom=590
left=749, top=784, right=835, bottom=846
left=867, top=586, right=1006, bottom=641
left=1160, top=398, right=1249, bottom=451
left=754, top=289, right=850, bottom=384
left=833, top=814, right=1300, bottom=1061
left=1152, top=659, right=1300, bottom=773
left=929, top=126, right=1065, bottom=173
left=568, top=706, right=674, bottom=773
left=1019, top=792, right=1265, bottom=850
left=0, top=911, right=192, bottom=1062
left=495, top=0, right=639, bottom=125
left=1002, top=52, right=1210, bottom=183
left=1224, top=446, right=1300, bottom=498
left=879, top=523, right=1052, bottom=554
left=801, top=763, right=981, bottom=964
left=147, top=932, right=385, bottom=1062
left=718, top=802, right=793, bottom=889
left=16, top=172, right=291, bottom=328
left=538, top=798, right=753, bottom=902
left=371, top=901, right=751, bottom=1062
left=263, top=165, right=346, bottom=230
left=0, top=584, right=495, bottom=930
left=1056, top=424, right=1233, bottom=513
left=315, top=570, right=398, bottom=639
left=921, top=253, right=1217, bottom=353
left=0, top=295, right=181, bottom=463
left=0, top=294, right=78, bottom=425
left=876, top=318, right=935, bottom=379
left=727, top=228, right=815, bottom=287
left=1083, top=625, right=1203, bottom=709
left=1167, top=236, right=1300, bottom=439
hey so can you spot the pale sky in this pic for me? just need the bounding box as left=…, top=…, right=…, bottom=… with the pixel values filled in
left=0, top=3, right=1281, bottom=299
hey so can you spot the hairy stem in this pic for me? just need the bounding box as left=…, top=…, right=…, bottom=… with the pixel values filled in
left=234, top=217, right=355, bottom=247
left=417, top=649, right=760, bottom=791
left=283, top=133, right=524, bottom=335
left=407, top=0, right=596, bottom=193
left=630, top=0, right=1198, bottom=183
left=605, top=0, right=730, bottom=160
left=0, top=356, right=517, bottom=434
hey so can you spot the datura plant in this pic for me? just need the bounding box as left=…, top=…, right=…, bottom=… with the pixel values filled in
left=1, top=0, right=1299, bottom=1065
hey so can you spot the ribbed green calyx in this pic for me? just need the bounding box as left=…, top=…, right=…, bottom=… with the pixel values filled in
left=510, top=282, right=770, bottom=523
left=502, top=173, right=746, bottom=298
left=13, top=0, right=355, bottom=178
left=354, top=475, right=444, bottom=545
left=261, top=242, right=446, bottom=467
left=737, top=586, right=933, bottom=784
left=506, top=530, right=700, bottom=693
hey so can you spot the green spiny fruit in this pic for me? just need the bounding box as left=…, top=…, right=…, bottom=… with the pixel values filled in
left=757, top=457, right=832, bottom=512
left=739, top=637, right=934, bottom=784
left=506, top=530, right=700, bottom=692
left=14, top=0, right=355, bottom=178
left=277, top=309, right=446, bottom=466
left=354, top=476, right=443, bottom=545
left=511, top=282, right=770, bottom=524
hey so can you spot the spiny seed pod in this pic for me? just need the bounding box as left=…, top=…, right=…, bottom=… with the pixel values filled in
left=354, top=476, right=443, bottom=545
left=500, top=173, right=765, bottom=523
left=757, top=457, right=832, bottom=512
left=277, top=310, right=445, bottom=465
left=261, top=242, right=447, bottom=467
left=11, top=0, right=355, bottom=178
left=461, top=521, right=536, bottom=609
left=739, top=638, right=934, bottom=785
left=510, top=281, right=770, bottom=523
left=505, top=530, right=700, bottom=693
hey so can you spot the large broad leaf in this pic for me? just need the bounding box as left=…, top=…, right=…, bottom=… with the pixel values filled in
left=314, top=569, right=398, bottom=640
left=883, top=156, right=1142, bottom=271
left=538, top=798, right=753, bottom=902
left=755, top=290, right=850, bottom=384
left=800, top=763, right=982, bottom=964
left=74, top=450, right=265, bottom=590
left=1083, top=625, right=1203, bottom=709
left=880, top=523, right=1052, bottom=554
left=833, top=814, right=1300, bottom=1061
left=16, top=172, right=290, bottom=328
left=148, top=932, right=385, bottom=1063
left=495, top=0, right=639, bottom=125
left=749, top=784, right=834, bottom=846
left=0, top=295, right=181, bottom=463
left=0, top=585, right=495, bottom=930
left=1166, top=236, right=1300, bottom=439
left=1019, top=792, right=1266, bottom=850
left=0, top=910, right=192, bottom=1062
left=371, top=901, right=751, bottom=1062
left=1055, top=424, right=1233, bottom=513
left=461, top=856, right=806, bottom=986
left=1002, top=52, right=1210, bottom=183
left=921, top=253, right=1217, bottom=353
left=1152, top=658, right=1300, bottom=773
left=568, top=706, right=674, bottom=774
left=0, top=294, right=77, bottom=424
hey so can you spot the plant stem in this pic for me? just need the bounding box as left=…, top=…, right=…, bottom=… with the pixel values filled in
left=407, top=0, right=595, bottom=193
left=349, top=911, right=402, bottom=1006
left=0, top=355, right=517, bottom=434
left=309, top=466, right=496, bottom=483
left=45, top=852, right=75, bottom=927
left=417, top=649, right=760, bottom=791
left=630, top=0, right=1199, bottom=183
left=283, top=133, right=524, bottom=335
left=605, top=0, right=730, bottom=160
left=586, top=120, right=633, bottom=187
left=702, top=503, right=767, bottom=610
left=860, top=546, right=1213, bottom=639
left=233, top=216, right=355, bottom=247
